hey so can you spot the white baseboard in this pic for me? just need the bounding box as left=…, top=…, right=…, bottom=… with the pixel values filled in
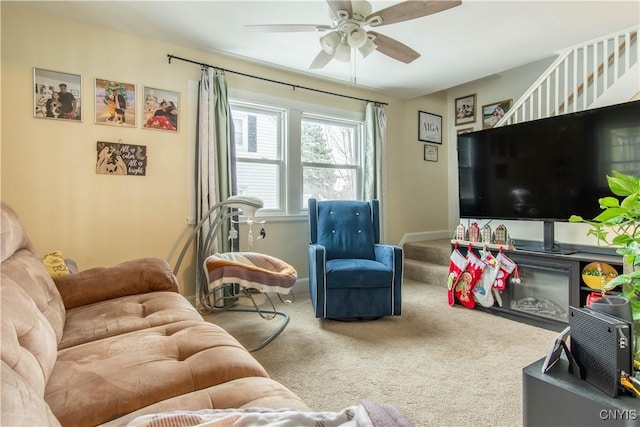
left=398, top=230, right=451, bottom=247
left=292, top=278, right=309, bottom=297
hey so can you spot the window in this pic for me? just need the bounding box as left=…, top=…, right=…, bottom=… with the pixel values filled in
left=230, top=99, right=363, bottom=217
left=301, top=114, right=361, bottom=207
left=231, top=102, right=284, bottom=212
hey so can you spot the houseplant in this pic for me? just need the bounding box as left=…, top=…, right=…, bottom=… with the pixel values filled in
left=569, top=171, right=640, bottom=361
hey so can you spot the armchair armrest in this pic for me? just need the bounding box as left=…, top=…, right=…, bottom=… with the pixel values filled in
left=53, top=257, right=179, bottom=309
left=374, top=244, right=403, bottom=268
left=308, top=243, right=327, bottom=316
left=308, top=243, right=326, bottom=279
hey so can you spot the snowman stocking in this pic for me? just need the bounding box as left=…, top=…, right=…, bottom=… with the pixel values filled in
left=473, top=250, right=500, bottom=308
left=447, top=246, right=468, bottom=306
left=456, top=250, right=485, bottom=309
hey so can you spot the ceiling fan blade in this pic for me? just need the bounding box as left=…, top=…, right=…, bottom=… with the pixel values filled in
left=309, top=50, right=334, bottom=69
left=368, top=31, right=420, bottom=64
left=326, top=0, right=352, bottom=18
left=367, top=1, right=462, bottom=27
left=245, top=24, right=331, bottom=33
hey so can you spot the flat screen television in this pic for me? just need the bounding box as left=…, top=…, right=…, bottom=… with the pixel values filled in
left=457, top=100, right=640, bottom=251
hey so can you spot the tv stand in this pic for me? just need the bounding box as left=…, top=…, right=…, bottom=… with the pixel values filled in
left=513, top=221, right=576, bottom=255
left=514, top=242, right=577, bottom=255
left=523, top=357, right=638, bottom=426
left=450, top=242, right=623, bottom=331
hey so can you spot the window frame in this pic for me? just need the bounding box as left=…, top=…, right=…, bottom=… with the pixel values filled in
left=229, top=91, right=365, bottom=219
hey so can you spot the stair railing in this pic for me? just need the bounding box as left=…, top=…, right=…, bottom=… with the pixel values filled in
left=495, top=26, right=638, bottom=127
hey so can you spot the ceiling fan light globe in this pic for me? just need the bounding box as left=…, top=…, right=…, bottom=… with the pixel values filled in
left=334, top=41, right=351, bottom=62
left=347, top=27, right=367, bottom=48
left=358, top=38, right=376, bottom=58
left=320, top=31, right=341, bottom=54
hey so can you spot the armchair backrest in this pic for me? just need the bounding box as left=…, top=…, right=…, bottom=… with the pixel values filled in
left=308, top=199, right=380, bottom=260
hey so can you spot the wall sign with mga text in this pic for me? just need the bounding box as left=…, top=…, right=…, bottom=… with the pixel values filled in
left=418, top=111, right=442, bottom=144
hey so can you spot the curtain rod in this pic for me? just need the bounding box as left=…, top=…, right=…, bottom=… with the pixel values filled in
left=167, top=54, right=388, bottom=106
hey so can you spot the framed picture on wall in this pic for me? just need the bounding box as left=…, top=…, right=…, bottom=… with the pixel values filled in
left=454, top=94, right=476, bottom=126
left=424, top=144, right=438, bottom=162
left=33, top=68, right=82, bottom=121
left=142, top=86, right=179, bottom=132
left=418, top=111, right=442, bottom=144
left=482, top=99, right=513, bottom=129
left=95, top=78, right=136, bottom=127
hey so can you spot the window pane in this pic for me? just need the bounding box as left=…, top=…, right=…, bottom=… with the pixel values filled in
left=303, top=166, right=357, bottom=206
left=301, top=119, right=357, bottom=165
left=233, top=109, right=280, bottom=160
left=236, top=162, right=280, bottom=209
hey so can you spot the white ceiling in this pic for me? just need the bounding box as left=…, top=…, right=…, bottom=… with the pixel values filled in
left=17, top=1, right=640, bottom=99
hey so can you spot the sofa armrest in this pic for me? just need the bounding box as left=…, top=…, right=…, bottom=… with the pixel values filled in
left=53, top=257, right=180, bottom=309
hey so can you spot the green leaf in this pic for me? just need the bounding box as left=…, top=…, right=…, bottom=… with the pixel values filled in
left=568, top=215, right=584, bottom=223
left=620, top=193, right=640, bottom=211
left=602, top=271, right=640, bottom=292
left=612, top=235, right=633, bottom=245
left=598, top=196, right=620, bottom=208
left=593, top=208, right=626, bottom=222
left=608, top=172, right=640, bottom=197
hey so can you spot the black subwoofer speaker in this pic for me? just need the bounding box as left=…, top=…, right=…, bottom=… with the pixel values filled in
left=569, top=306, right=632, bottom=397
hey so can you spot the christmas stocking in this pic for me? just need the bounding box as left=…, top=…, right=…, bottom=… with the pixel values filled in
left=493, top=251, right=517, bottom=292
left=472, top=251, right=500, bottom=308
left=447, top=247, right=468, bottom=306
left=456, top=250, right=485, bottom=309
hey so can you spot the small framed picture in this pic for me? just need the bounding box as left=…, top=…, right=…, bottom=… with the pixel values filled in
left=142, top=86, right=179, bottom=132
left=33, top=68, right=82, bottom=121
left=482, top=99, right=513, bottom=129
left=541, top=326, right=571, bottom=373
left=455, top=94, right=476, bottom=126
left=424, top=144, right=438, bottom=162
left=96, top=141, right=147, bottom=176
left=95, top=78, right=136, bottom=127
left=457, top=127, right=474, bottom=135
left=418, top=111, right=442, bottom=144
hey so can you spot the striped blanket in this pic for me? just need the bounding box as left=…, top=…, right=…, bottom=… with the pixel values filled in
left=203, top=252, right=297, bottom=295
left=127, top=400, right=414, bottom=427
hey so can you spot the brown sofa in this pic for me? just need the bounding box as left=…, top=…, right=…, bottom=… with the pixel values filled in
left=0, top=202, right=308, bottom=426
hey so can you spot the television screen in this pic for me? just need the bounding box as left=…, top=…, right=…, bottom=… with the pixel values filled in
left=457, top=100, right=640, bottom=222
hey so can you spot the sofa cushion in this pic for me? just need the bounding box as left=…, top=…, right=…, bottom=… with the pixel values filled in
left=45, top=320, right=272, bottom=427
left=0, top=202, right=36, bottom=263
left=59, top=291, right=205, bottom=349
left=1, top=361, right=61, bottom=427
left=100, top=376, right=310, bottom=426
left=1, top=250, right=66, bottom=401
left=53, top=257, right=180, bottom=309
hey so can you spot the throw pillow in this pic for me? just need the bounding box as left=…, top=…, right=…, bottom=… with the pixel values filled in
left=42, top=251, right=71, bottom=277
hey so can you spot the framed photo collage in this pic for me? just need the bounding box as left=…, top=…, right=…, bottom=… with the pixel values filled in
left=33, top=67, right=180, bottom=133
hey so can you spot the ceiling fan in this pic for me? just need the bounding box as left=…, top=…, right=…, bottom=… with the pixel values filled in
left=246, top=1, right=462, bottom=69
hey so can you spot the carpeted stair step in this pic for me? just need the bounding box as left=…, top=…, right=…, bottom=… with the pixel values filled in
left=403, top=239, right=451, bottom=265
left=404, top=258, right=449, bottom=288
left=402, top=239, right=452, bottom=288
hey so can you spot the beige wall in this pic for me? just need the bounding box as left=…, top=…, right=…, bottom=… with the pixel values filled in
left=1, top=3, right=451, bottom=296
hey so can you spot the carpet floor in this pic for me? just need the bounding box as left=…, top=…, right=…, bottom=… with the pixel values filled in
left=204, top=279, right=558, bottom=427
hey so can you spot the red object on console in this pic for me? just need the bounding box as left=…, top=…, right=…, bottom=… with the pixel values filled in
left=585, top=292, right=604, bottom=307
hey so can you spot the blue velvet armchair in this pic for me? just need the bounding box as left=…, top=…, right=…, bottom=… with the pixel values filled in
left=308, top=198, right=403, bottom=319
